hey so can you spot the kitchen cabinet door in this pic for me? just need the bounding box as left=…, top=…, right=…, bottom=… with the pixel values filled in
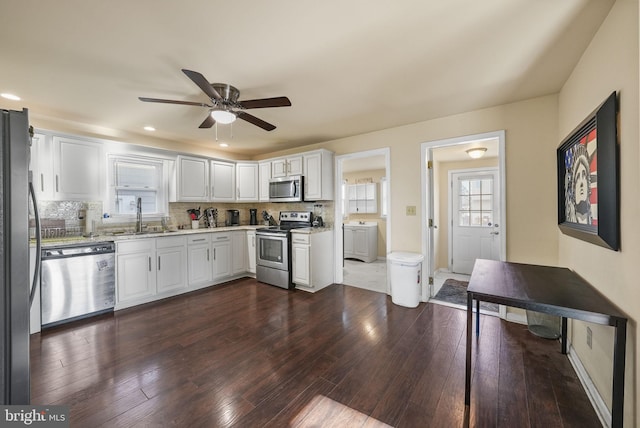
left=271, top=155, right=302, bottom=178
left=156, top=237, right=187, bottom=294
left=291, top=243, right=310, bottom=286
left=246, top=231, right=256, bottom=274
left=117, top=240, right=156, bottom=304
left=236, top=162, right=258, bottom=201
left=177, top=155, right=209, bottom=202
left=212, top=234, right=232, bottom=281
left=231, top=231, right=247, bottom=275
left=258, top=161, right=271, bottom=202
left=30, top=133, right=54, bottom=200
left=187, top=236, right=212, bottom=287
left=52, top=136, right=104, bottom=200
left=303, top=150, right=334, bottom=201
left=210, top=160, right=235, bottom=201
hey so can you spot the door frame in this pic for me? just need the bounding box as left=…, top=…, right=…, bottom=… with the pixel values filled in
left=420, top=130, right=506, bottom=302
left=334, top=148, right=391, bottom=290
left=448, top=167, right=500, bottom=274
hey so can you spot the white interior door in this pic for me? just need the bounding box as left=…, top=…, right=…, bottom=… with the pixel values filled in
left=451, top=169, right=500, bottom=274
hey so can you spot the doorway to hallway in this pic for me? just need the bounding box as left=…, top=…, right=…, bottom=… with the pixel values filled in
left=421, top=131, right=506, bottom=313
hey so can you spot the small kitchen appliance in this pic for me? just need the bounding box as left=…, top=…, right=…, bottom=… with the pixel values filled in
left=269, top=175, right=304, bottom=202
left=226, top=209, right=240, bottom=226
left=249, top=208, right=258, bottom=225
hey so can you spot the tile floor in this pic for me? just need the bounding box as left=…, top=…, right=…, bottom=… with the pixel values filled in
left=342, top=258, right=388, bottom=294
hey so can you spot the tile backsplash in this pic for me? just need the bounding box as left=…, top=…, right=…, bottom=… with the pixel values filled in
left=34, top=200, right=334, bottom=236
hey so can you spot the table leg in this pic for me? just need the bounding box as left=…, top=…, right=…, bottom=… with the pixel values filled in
left=465, top=292, right=473, bottom=406
left=611, top=320, right=627, bottom=428
left=476, top=299, right=480, bottom=336
left=561, top=317, right=568, bottom=354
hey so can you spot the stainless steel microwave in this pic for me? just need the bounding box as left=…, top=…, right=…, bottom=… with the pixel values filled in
left=269, top=175, right=303, bottom=202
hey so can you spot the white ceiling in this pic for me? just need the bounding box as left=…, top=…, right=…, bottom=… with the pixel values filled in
left=0, top=1, right=613, bottom=157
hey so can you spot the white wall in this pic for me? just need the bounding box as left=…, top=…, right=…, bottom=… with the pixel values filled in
left=558, top=0, right=638, bottom=424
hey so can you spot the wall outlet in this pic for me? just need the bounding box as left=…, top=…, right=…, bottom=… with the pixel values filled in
left=586, top=326, right=592, bottom=349
left=406, top=205, right=416, bottom=216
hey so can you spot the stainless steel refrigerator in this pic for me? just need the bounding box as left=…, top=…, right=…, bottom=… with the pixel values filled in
left=1, top=108, right=32, bottom=404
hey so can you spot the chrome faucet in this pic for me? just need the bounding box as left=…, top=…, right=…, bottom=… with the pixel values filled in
left=136, top=197, right=143, bottom=232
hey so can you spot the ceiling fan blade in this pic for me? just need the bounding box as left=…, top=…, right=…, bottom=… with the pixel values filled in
left=239, top=97, right=291, bottom=109
left=236, top=111, right=276, bottom=131
left=199, top=114, right=216, bottom=128
left=139, top=97, right=211, bottom=107
left=182, top=69, right=222, bottom=100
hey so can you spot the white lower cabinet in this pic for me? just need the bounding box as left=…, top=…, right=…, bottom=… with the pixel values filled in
left=246, top=230, right=256, bottom=274
left=343, top=224, right=378, bottom=263
left=117, top=236, right=188, bottom=309
left=231, top=231, right=246, bottom=275
left=212, top=233, right=232, bottom=281
left=291, top=230, right=334, bottom=292
left=117, top=239, right=157, bottom=307
left=156, top=236, right=188, bottom=294
left=187, top=234, right=213, bottom=287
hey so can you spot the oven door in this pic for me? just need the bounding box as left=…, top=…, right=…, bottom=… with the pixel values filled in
left=256, top=232, right=289, bottom=270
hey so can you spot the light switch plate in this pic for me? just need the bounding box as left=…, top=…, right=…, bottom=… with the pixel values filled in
left=406, top=206, right=416, bottom=216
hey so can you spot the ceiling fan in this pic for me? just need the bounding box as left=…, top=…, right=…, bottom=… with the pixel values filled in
left=139, top=69, right=291, bottom=131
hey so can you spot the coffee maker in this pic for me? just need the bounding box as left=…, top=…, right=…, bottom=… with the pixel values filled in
left=249, top=209, right=257, bottom=225
left=225, top=209, right=240, bottom=226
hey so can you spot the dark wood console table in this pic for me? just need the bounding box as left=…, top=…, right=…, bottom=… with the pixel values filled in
left=465, top=259, right=628, bottom=428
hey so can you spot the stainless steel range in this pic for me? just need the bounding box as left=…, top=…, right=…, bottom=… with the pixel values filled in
left=256, top=211, right=312, bottom=289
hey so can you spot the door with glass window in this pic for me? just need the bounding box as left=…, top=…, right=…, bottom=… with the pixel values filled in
left=451, top=169, right=500, bottom=274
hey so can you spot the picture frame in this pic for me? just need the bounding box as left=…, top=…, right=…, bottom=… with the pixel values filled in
left=557, top=91, right=619, bottom=250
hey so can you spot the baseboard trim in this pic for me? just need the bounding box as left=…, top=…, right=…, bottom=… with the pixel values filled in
left=567, top=344, right=611, bottom=428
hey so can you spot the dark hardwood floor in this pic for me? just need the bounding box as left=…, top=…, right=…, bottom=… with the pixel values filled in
left=30, top=278, right=601, bottom=427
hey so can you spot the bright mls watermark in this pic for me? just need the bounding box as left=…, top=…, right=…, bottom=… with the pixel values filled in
left=0, top=406, right=69, bottom=427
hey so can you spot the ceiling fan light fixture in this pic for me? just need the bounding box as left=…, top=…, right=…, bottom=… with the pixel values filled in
left=466, top=147, right=487, bottom=159
left=211, top=109, right=236, bottom=124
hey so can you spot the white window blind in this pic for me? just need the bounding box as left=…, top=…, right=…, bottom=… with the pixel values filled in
left=108, top=156, right=167, bottom=218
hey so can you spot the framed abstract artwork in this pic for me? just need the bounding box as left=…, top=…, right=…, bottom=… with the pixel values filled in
left=557, top=91, right=619, bottom=250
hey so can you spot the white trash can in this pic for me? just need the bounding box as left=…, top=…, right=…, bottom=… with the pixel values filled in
left=388, top=252, right=424, bottom=308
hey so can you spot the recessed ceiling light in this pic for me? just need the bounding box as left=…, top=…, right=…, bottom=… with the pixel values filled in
left=219, top=143, right=229, bottom=148
left=143, top=126, right=156, bottom=131
left=1, top=93, right=21, bottom=101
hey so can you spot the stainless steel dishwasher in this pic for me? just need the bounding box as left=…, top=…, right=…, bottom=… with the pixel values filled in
left=41, top=242, right=115, bottom=328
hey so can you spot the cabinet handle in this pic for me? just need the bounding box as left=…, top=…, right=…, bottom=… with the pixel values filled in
left=40, top=173, right=44, bottom=192
left=158, top=256, right=161, bottom=271
left=55, top=175, right=59, bottom=192
left=216, top=236, right=227, bottom=240
left=207, top=248, right=210, bottom=261
left=237, top=188, right=240, bottom=198
left=214, top=248, right=216, bottom=260
left=192, top=238, right=206, bottom=242
left=211, top=185, right=214, bottom=198
left=252, top=236, right=255, bottom=247
left=148, top=257, right=151, bottom=272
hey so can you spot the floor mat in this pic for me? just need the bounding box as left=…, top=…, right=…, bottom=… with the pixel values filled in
left=433, top=278, right=499, bottom=312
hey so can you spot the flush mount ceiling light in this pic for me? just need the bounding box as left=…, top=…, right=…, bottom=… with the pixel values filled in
left=466, top=147, right=487, bottom=159
left=219, top=143, right=229, bottom=148
left=211, top=108, right=236, bottom=124
left=1, top=93, right=21, bottom=101
left=143, top=126, right=156, bottom=131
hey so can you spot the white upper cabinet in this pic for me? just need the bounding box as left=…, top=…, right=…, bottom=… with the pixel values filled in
left=258, top=161, right=271, bottom=202
left=177, top=155, right=209, bottom=202
left=272, top=155, right=302, bottom=178
left=303, top=149, right=334, bottom=201
left=30, top=133, right=54, bottom=200
left=347, top=183, right=377, bottom=213
left=235, top=162, right=258, bottom=202
left=210, top=160, right=235, bottom=201
left=52, top=136, right=104, bottom=201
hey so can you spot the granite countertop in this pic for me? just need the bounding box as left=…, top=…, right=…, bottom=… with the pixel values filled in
left=34, top=225, right=271, bottom=248
left=290, top=226, right=333, bottom=234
